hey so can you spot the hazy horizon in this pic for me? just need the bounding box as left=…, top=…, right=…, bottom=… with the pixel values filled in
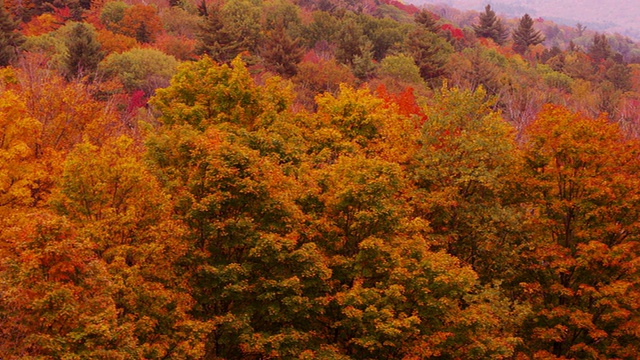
left=407, top=0, right=640, bottom=40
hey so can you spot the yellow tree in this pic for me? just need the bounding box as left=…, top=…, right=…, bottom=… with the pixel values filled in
left=0, top=211, right=134, bottom=358
left=0, top=89, right=41, bottom=210
left=49, top=136, right=206, bottom=358
left=296, top=85, right=525, bottom=358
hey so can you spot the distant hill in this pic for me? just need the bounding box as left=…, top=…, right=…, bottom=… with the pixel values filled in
left=406, top=0, right=640, bottom=40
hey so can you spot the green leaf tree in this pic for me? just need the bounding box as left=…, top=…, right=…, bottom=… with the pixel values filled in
left=147, top=56, right=332, bottom=358
left=99, top=47, right=178, bottom=94
left=411, top=85, right=525, bottom=283
left=588, top=33, right=612, bottom=63
left=414, top=9, right=440, bottom=33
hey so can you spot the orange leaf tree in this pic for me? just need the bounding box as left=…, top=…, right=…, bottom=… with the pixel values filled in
left=518, top=105, right=640, bottom=358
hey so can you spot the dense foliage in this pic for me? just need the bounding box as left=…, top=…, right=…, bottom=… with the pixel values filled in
left=2, top=0, right=640, bottom=358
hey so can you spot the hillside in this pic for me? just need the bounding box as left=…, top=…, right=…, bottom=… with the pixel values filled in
left=410, top=0, right=640, bottom=39
left=1, top=0, right=640, bottom=358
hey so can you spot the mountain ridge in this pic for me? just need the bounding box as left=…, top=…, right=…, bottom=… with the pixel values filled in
left=407, top=0, right=640, bottom=40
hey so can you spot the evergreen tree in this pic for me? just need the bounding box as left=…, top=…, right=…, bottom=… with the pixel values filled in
left=407, top=27, right=453, bottom=82
left=197, top=0, right=261, bottom=63
left=512, top=13, right=544, bottom=54
left=197, top=5, right=232, bottom=61
left=261, top=25, right=304, bottom=77
left=473, top=5, right=508, bottom=45
left=63, top=23, right=104, bottom=79
left=352, top=39, right=376, bottom=80
left=335, top=16, right=366, bottom=65
left=589, top=33, right=612, bottom=63
left=0, top=2, right=24, bottom=67
left=414, top=9, right=439, bottom=33
left=135, top=20, right=151, bottom=43
left=197, top=0, right=208, bottom=16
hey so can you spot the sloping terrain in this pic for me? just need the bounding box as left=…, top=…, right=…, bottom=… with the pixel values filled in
left=409, top=0, right=640, bottom=39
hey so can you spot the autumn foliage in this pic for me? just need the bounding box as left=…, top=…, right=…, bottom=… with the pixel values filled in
left=2, top=0, right=640, bottom=358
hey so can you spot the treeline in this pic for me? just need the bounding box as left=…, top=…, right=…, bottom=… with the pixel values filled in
left=1, top=0, right=640, bottom=134
left=1, top=0, right=640, bottom=359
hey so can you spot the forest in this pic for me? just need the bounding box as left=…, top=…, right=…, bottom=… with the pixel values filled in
left=1, top=0, right=640, bottom=358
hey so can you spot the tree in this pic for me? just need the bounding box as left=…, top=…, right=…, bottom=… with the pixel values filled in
left=407, top=27, right=454, bottom=83
left=473, top=5, right=508, bottom=45
left=99, top=0, right=128, bottom=32
left=606, top=63, right=632, bottom=91
left=151, top=56, right=290, bottom=130
left=447, top=47, right=502, bottom=95
left=302, top=10, right=339, bottom=48
left=334, top=16, right=366, bottom=66
left=63, top=22, right=103, bottom=79
left=518, top=105, right=640, bottom=358
left=197, top=0, right=261, bottom=63
left=379, top=53, right=424, bottom=85
left=117, top=4, right=163, bottom=44
left=410, top=85, right=525, bottom=283
left=0, top=89, right=41, bottom=210
left=302, top=86, right=525, bottom=359
left=292, top=57, right=356, bottom=109
left=0, top=0, right=24, bottom=66
left=0, top=66, right=121, bottom=207
left=50, top=136, right=206, bottom=358
left=261, top=25, right=304, bottom=77
left=0, top=212, right=132, bottom=357
left=589, top=33, right=612, bottom=63
left=358, top=15, right=406, bottom=61
left=352, top=39, right=376, bottom=80
left=512, top=14, right=544, bottom=54
left=263, top=0, right=302, bottom=33
left=22, top=13, right=61, bottom=36
left=99, top=48, right=178, bottom=94
left=147, top=56, right=333, bottom=358
left=96, top=28, right=138, bottom=54
left=414, top=9, right=439, bottom=33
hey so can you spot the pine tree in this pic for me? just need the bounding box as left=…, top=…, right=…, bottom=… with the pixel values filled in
left=0, top=2, right=24, bottom=66
left=197, top=0, right=261, bottom=63
left=197, top=0, right=208, bottom=17
left=261, top=25, right=304, bottom=77
left=197, top=6, right=236, bottom=62
left=352, top=39, right=376, bottom=80
left=589, top=33, right=612, bottom=63
left=414, top=9, right=439, bottom=33
left=135, top=20, right=151, bottom=43
left=407, top=27, right=454, bottom=82
left=512, top=13, right=544, bottom=54
left=473, top=5, right=508, bottom=45
left=63, top=23, right=104, bottom=79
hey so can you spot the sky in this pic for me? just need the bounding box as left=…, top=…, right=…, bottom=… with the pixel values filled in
left=407, top=0, right=640, bottom=39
